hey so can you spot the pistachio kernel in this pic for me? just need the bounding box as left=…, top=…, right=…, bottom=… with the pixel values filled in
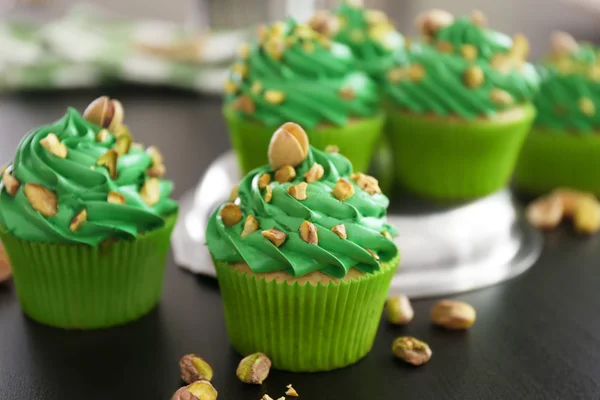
left=407, top=64, right=426, bottom=82
left=416, top=9, right=454, bottom=37
left=262, top=228, right=286, bottom=247
left=237, top=42, right=250, bottom=58
left=147, top=164, right=166, bottom=178
left=241, top=215, right=260, bottom=238
left=574, top=196, right=600, bottom=234
left=224, top=79, right=237, bottom=94
left=387, top=67, right=406, bottom=83
left=229, top=184, right=239, bottom=202
left=526, top=196, right=563, bottom=230
left=264, top=185, right=273, bottom=203
left=490, top=88, right=513, bottom=106
left=258, top=173, right=271, bottom=189
left=511, top=33, right=529, bottom=60
left=140, top=177, right=161, bottom=206
left=275, top=165, right=296, bottom=183
left=470, top=9, right=487, bottom=26
left=236, top=352, right=272, bottom=384
left=392, top=336, right=432, bottom=366
left=304, top=163, right=324, bottom=183
left=463, top=65, right=484, bottom=89
left=579, top=97, right=596, bottom=116
left=261, top=396, right=274, bottom=400
left=430, top=299, right=477, bottom=330
left=366, top=248, right=380, bottom=261
left=460, top=44, right=478, bottom=61
left=96, top=129, right=110, bottom=142
left=112, top=124, right=130, bottom=138
left=325, top=145, right=339, bottom=153
left=386, top=295, right=414, bottom=325
left=171, top=380, right=217, bottom=400
left=437, top=40, right=453, bottom=53
left=287, top=182, right=308, bottom=200
left=251, top=81, right=263, bottom=94
left=233, top=94, right=255, bottom=115
left=332, top=178, right=354, bottom=201
left=286, top=384, right=299, bottom=397
left=40, top=133, right=68, bottom=159
left=179, top=354, right=214, bottom=384
left=220, top=203, right=243, bottom=226
left=146, top=146, right=164, bottom=167
left=332, top=224, right=347, bottom=239
left=299, top=220, right=318, bottom=245
left=24, top=183, right=58, bottom=217
left=339, top=87, right=355, bottom=100
left=231, top=63, right=248, bottom=79
left=264, top=89, right=285, bottom=104
left=69, top=209, right=87, bottom=232
left=382, top=231, right=393, bottom=240
left=97, top=149, right=119, bottom=180
left=2, top=169, right=20, bottom=196
left=365, top=9, right=387, bottom=25
left=107, top=191, right=126, bottom=204
left=353, top=173, right=382, bottom=195
left=114, top=134, right=132, bottom=156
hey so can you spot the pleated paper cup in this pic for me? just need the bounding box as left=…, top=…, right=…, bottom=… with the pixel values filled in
left=515, top=127, right=600, bottom=195
left=0, top=214, right=177, bottom=329
left=223, top=106, right=386, bottom=174
left=214, top=254, right=400, bottom=372
left=386, top=104, right=536, bottom=201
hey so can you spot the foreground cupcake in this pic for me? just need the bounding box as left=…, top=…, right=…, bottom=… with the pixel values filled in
left=515, top=32, right=600, bottom=195
left=223, top=18, right=384, bottom=174
left=309, top=0, right=404, bottom=82
left=0, top=96, right=178, bottom=329
left=206, top=122, right=399, bottom=372
left=384, top=10, right=539, bottom=200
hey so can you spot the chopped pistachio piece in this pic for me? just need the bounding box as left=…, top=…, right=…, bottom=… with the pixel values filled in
left=220, top=203, right=243, bottom=226
left=262, top=228, right=286, bottom=247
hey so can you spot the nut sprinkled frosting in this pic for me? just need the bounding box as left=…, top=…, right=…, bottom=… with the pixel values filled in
left=224, top=18, right=381, bottom=129
left=384, top=10, right=539, bottom=119
left=206, top=122, right=398, bottom=278
left=0, top=96, right=178, bottom=245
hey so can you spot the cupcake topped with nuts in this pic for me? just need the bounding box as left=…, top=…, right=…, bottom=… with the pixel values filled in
left=309, top=0, right=404, bottom=80
left=206, top=122, right=397, bottom=278
left=224, top=18, right=380, bottom=130
left=534, top=32, right=600, bottom=132
left=0, top=96, right=178, bottom=245
left=384, top=9, right=539, bottom=119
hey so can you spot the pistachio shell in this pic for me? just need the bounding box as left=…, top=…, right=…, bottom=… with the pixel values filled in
left=268, top=122, right=309, bottom=169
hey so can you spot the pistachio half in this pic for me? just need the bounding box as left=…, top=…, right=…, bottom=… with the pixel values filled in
left=179, top=354, right=214, bottom=384
left=236, top=353, right=272, bottom=385
left=392, top=336, right=432, bottom=366
left=24, top=183, right=58, bottom=217
left=430, top=300, right=476, bottom=330
left=171, top=380, right=217, bottom=400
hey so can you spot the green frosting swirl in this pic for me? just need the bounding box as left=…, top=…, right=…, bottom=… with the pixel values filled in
left=0, top=108, right=178, bottom=245
left=331, top=2, right=404, bottom=79
left=224, top=18, right=381, bottom=129
left=206, top=147, right=398, bottom=278
left=534, top=44, right=600, bottom=132
left=384, top=17, right=539, bottom=119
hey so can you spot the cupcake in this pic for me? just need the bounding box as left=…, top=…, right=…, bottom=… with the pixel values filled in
left=223, top=18, right=384, bottom=174
left=206, top=122, right=400, bottom=372
left=0, top=96, right=178, bottom=329
left=309, top=0, right=404, bottom=82
left=515, top=32, right=600, bottom=195
left=384, top=10, right=539, bottom=200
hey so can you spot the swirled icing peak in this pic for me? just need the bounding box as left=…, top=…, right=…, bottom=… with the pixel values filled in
left=206, top=122, right=398, bottom=278
left=383, top=10, right=539, bottom=119
left=0, top=97, right=178, bottom=245
left=223, top=18, right=381, bottom=129
left=534, top=32, right=600, bottom=132
left=309, top=1, right=404, bottom=80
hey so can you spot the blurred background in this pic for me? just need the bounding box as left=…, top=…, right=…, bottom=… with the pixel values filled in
left=2, top=0, right=600, bottom=95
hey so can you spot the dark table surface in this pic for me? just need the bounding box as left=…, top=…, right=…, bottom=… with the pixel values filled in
left=1, top=88, right=600, bottom=400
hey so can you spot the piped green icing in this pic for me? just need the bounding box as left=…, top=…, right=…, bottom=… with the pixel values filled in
left=383, top=17, right=539, bottom=119
left=0, top=108, right=178, bottom=245
left=331, top=2, right=404, bottom=79
left=224, top=18, right=381, bottom=129
left=206, top=147, right=398, bottom=278
left=534, top=43, right=600, bottom=132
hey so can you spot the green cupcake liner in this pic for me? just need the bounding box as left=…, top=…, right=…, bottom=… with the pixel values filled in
left=223, top=107, right=386, bottom=174
left=386, top=104, right=536, bottom=201
left=514, top=128, right=600, bottom=195
left=214, top=254, right=399, bottom=372
left=0, top=214, right=177, bottom=329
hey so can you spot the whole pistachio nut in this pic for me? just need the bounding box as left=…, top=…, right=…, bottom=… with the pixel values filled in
left=2, top=168, right=20, bottom=196
left=83, top=96, right=124, bottom=131
left=140, top=177, right=161, bottom=206
left=24, top=183, right=58, bottom=217
left=430, top=300, right=476, bottom=330
left=552, top=188, right=592, bottom=216
left=97, top=150, right=119, bottom=180
left=171, top=380, right=217, bottom=400
left=392, top=336, right=432, bottom=366
left=179, top=354, right=214, bottom=384
left=386, top=295, right=414, bottom=325
left=220, top=203, right=243, bottom=226
left=268, top=122, right=309, bottom=169
left=309, top=10, right=339, bottom=37
left=236, top=352, right=272, bottom=384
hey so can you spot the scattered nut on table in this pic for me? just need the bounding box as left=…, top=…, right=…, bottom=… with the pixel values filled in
left=236, top=352, right=272, bottom=384
left=386, top=295, right=414, bottom=325
left=430, top=300, right=476, bottom=330
left=179, top=354, right=214, bottom=384
left=392, top=336, right=432, bottom=366
left=171, top=380, right=217, bottom=400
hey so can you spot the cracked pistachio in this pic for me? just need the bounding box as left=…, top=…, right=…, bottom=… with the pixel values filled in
left=83, top=96, right=124, bottom=131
